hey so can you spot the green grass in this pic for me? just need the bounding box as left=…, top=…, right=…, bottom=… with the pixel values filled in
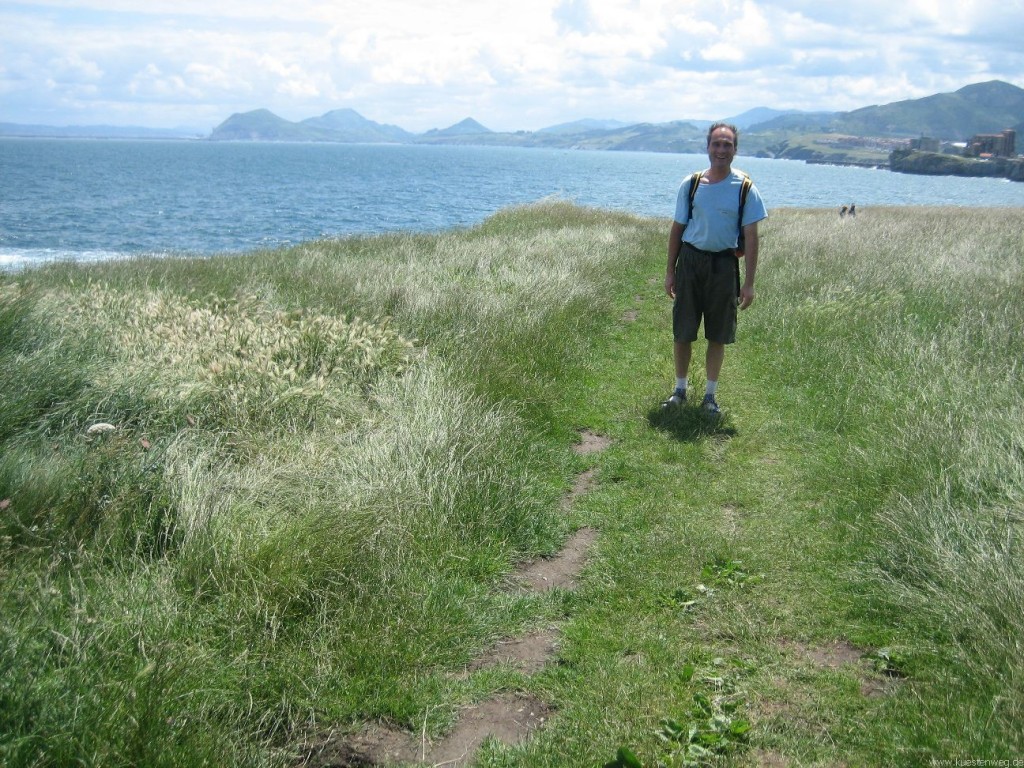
left=1, top=202, right=1022, bottom=766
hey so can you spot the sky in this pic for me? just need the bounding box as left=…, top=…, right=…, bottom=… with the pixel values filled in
left=2, top=0, right=1023, bottom=134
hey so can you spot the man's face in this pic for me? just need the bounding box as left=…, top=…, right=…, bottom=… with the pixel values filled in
left=707, top=127, right=737, bottom=167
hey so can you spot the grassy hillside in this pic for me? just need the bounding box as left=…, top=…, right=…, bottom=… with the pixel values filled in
left=756, top=133, right=894, bottom=166
left=839, top=80, right=1024, bottom=139
left=2, top=204, right=1023, bottom=766
left=747, top=80, right=1024, bottom=141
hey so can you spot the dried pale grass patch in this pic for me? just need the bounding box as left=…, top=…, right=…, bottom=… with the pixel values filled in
left=39, top=285, right=416, bottom=430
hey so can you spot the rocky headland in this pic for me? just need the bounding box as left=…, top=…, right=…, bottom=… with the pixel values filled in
left=889, top=149, right=1024, bottom=182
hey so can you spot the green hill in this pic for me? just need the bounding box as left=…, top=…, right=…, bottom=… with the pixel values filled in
left=209, top=108, right=412, bottom=143
left=749, top=80, right=1024, bottom=141
left=208, top=109, right=323, bottom=141
left=839, top=80, right=1024, bottom=139
left=299, top=108, right=412, bottom=142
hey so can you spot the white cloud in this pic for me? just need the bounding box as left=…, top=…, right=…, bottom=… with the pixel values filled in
left=48, top=51, right=104, bottom=83
left=184, top=62, right=245, bottom=92
left=0, top=0, right=1021, bottom=131
left=128, top=63, right=202, bottom=99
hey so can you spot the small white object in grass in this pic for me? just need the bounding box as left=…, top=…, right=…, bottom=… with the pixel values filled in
left=86, top=422, right=117, bottom=435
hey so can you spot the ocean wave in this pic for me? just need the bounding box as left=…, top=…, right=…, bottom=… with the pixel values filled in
left=0, top=247, right=141, bottom=271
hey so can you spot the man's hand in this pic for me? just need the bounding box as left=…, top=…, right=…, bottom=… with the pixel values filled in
left=665, top=272, right=675, bottom=299
left=739, top=285, right=755, bottom=310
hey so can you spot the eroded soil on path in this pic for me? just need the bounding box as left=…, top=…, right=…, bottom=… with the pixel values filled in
left=295, top=429, right=610, bottom=767
left=301, top=694, right=552, bottom=768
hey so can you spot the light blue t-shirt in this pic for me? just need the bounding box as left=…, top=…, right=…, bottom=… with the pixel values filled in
left=673, top=169, right=768, bottom=252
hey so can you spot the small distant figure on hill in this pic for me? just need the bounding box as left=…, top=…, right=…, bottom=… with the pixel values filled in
left=840, top=205, right=848, bottom=217
left=849, top=203, right=857, bottom=217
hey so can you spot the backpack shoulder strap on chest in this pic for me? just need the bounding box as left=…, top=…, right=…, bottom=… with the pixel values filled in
left=689, top=171, right=751, bottom=223
left=685, top=171, right=703, bottom=225
left=735, top=172, right=754, bottom=262
left=739, top=173, right=752, bottom=213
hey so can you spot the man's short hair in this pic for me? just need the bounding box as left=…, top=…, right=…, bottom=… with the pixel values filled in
left=707, top=122, right=739, bottom=149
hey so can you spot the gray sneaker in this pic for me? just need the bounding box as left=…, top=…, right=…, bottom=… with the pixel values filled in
left=701, top=394, right=721, bottom=414
left=661, top=387, right=686, bottom=408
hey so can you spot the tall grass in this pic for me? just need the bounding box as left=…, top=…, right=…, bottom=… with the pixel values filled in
left=752, top=207, right=1024, bottom=755
left=0, top=202, right=649, bottom=766
left=2, top=202, right=1023, bottom=764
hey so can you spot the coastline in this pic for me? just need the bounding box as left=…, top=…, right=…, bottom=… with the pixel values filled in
left=889, top=148, right=1024, bottom=182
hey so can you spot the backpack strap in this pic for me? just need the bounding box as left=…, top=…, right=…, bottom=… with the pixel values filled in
left=735, top=172, right=753, bottom=256
left=684, top=171, right=703, bottom=226
left=734, top=172, right=754, bottom=295
left=687, top=170, right=752, bottom=232
left=738, top=174, right=752, bottom=222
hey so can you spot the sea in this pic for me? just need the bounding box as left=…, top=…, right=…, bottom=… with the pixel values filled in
left=2, top=137, right=1023, bottom=270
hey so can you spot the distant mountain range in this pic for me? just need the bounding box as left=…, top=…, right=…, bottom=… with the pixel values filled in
left=200, top=104, right=826, bottom=150
left=3, top=81, right=1022, bottom=159
left=196, top=80, right=1024, bottom=156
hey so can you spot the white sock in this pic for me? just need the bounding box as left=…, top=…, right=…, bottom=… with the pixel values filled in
left=676, top=377, right=688, bottom=392
left=705, top=380, right=718, bottom=397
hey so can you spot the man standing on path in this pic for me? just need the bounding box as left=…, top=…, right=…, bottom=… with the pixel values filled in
left=662, top=122, right=768, bottom=414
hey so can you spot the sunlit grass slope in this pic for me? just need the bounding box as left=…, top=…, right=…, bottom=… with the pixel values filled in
left=1, top=202, right=1022, bottom=766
